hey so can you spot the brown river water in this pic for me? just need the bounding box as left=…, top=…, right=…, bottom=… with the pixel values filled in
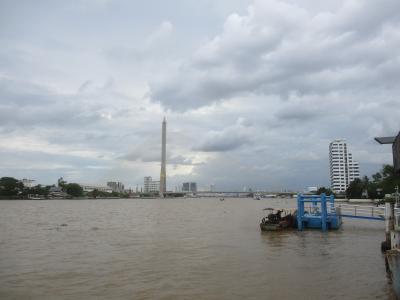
left=0, top=198, right=396, bottom=299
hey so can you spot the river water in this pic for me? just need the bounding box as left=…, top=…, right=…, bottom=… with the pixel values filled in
left=0, top=198, right=396, bottom=299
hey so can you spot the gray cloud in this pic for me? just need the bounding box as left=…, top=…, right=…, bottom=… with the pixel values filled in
left=0, top=78, right=105, bottom=129
left=169, top=155, right=200, bottom=166
left=194, top=130, right=252, bottom=152
left=193, top=119, right=254, bottom=152
left=0, top=0, right=398, bottom=191
left=150, top=0, right=400, bottom=111
left=123, top=148, right=160, bottom=163
left=275, top=105, right=321, bottom=122
left=195, top=134, right=250, bottom=152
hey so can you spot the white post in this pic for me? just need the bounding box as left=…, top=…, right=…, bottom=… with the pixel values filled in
left=385, top=202, right=395, bottom=249
left=385, top=202, right=391, bottom=233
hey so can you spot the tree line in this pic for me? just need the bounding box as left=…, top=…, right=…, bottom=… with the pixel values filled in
left=0, top=177, right=84, bottom=199
left=0, top=177, right=129, bottom=199
left=315, top=164, right=400, bottom=199
left=345, top=164, right=400, bottom=199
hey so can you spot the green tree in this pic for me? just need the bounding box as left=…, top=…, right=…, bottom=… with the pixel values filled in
left=65, top=183, right=83, bottom=197
left=0, top=177, right=24, bottom=197
left=58, top=177, right=67, bottom=190
left=372, top=172, right=382, bottom=183
left=23, top=184, right=50, bottom=198
left=346, top=178, right=363, bottom=199
left=360, top=176, right=370, bottom=198
left=316, top=187, right=334, bottom=196
left=91, top=189, right=99, bottom=199
left=382, top=165, right=395, bottom=180
left=366, top=182, right=379, bottom=199
left=370, top=165, right=400, bottom=196
left=346, top=164, right=400, bottom=199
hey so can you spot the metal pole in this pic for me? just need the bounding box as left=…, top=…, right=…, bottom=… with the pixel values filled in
left=297, top=194, right=303, bottom=231
left=321, top=193, right=327, bottom=231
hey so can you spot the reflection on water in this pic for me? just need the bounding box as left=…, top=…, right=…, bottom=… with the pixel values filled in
left=0, top=198, right=395, bottom=299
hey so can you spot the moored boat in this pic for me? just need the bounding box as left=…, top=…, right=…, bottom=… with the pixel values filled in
left=260, top=208, right=296, bottom=231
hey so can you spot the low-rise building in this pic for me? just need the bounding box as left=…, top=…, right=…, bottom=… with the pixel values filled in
left=48, top=186, right=68, bottom=198
left=22, top=178, right=35, bottom=188
left=80, top=184, right=113, bottom=193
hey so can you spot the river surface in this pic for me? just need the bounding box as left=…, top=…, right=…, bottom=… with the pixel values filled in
left=0, top=198, right=396, bottom=299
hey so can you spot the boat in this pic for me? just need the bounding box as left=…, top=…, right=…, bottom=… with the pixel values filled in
left=265, top=194, right=277, bottom=198
left=28, top=194, right=45, bottom=200
left=254, top=196, right=261, bottom=200
left=260, top=208, right=296, bottom=231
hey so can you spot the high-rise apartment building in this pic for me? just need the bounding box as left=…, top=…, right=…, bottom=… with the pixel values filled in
left=107, top=181, right=125, bottom=193
left=329, top=139, right=360, bottom=193
left=182, top=182, right=197, bottom=193
left=144, top=176, right=160, bottom=193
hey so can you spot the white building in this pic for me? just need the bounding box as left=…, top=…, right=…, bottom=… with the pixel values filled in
left=107, top=181, right=125, bottom=193
left=304, top=186, right=318, bottom=194
left=22, top=178, right=35, bottom=187
left=329, top=139, right=360, bottom=193
left=80, top=184, right=113, bottom=193
left=144, top=176, right=160, bottom=193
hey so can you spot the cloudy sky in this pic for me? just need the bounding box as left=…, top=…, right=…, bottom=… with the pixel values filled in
left=1, top=0, right=399, bottom=191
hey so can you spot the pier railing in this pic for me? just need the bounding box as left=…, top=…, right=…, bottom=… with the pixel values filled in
left=335, top=203, right=385, bottom=220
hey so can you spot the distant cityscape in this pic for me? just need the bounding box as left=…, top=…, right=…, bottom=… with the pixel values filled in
left=12, top=136, right=363, bottom=199
left=1, top=117, right=372, bottom=199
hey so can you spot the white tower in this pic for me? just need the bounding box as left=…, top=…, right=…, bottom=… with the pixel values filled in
left=159, top=117, right=167, bottom=196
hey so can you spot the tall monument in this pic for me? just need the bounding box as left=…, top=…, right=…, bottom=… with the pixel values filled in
left=159, top=117, right=167, bottom=197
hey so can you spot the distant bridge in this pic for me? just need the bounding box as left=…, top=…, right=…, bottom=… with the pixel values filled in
left=192, top=191, right=296, bottom=198
left=162, top=191, right=295, bottom=198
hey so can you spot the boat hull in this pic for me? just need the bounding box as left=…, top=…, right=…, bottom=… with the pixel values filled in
left=260, top=223, right=281, bottom=231
left=260, top=221, right=289, bottom=231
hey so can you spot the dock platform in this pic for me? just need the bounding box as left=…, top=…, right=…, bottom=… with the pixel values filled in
left=297, top=194, right=342, bottom=231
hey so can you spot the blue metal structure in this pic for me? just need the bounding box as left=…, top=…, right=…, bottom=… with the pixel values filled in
left=297, top=193, right=342, bottom=231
